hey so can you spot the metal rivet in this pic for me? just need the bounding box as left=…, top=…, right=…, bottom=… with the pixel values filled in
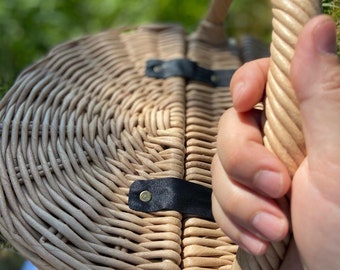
left=153, top=65, right=163, bottom=73
left=139, top=190, right=152, bottom=202
left=210, top=74, right=217, bottom=83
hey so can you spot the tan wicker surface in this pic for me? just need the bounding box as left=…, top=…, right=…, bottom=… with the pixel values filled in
left=0, top=24, right=188, bottom=270
left=0, top=0, right=246, bottom=267
left=183, top=30, right=241, bottom=270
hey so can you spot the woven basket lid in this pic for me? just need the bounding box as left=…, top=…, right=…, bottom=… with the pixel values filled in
left=0, top=1, right=269, bottom=269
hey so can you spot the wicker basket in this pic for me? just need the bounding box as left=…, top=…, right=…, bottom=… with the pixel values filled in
left=0, top=1, right=269, bottom=269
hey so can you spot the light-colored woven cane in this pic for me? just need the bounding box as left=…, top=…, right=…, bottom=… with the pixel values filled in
left=0, top=24, right=188, bottom=270
left=234, top=0, right=321, bottom=269
left=0, top=0, right=247, bottom=269
left=183, top=29, right=241, bottom=270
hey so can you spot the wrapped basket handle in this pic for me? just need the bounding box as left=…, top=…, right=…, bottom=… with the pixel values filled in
left=233, top=0, right=322, bottom=269
left=193, top=0, right=233, bottom=45
left=264, top=0, right=322, bottom=176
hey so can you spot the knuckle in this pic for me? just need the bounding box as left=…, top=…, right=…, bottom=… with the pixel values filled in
left=323, top=67, right=340, bottom=93
left=223, top=183, right=246, bottom=216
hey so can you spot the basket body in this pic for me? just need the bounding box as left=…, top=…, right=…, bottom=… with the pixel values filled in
left=0, top=22, right=267, bottom=269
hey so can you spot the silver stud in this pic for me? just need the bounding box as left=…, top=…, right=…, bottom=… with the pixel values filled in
left=139, top=190, right=152, bottom=202
left=210, top=74, right=217, bottom=83
left=153, top=65, right=163, bottom=73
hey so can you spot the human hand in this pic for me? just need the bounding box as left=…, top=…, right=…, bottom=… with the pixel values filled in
left=212, top=15, right=340, bottom=270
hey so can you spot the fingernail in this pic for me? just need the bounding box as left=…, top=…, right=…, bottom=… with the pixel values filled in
left=314, top=17, right=337, bottom=54
left=254, top=170, right=283, bottom=198
left=239, top=233, right=266, bottom=255
left=252, top=212, right=286, bottom=241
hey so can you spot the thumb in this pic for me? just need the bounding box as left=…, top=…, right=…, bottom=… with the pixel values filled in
left=291, top=15, right=340, bottom=165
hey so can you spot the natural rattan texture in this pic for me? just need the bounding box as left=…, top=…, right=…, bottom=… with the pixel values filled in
left=0, top=19, right=254, bottom=268
left=182, top=35, right=241, bottom=270
left=0, top=24, right=189, bottom=270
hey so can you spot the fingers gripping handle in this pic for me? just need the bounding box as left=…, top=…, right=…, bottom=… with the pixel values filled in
left=233, top=0, right=321, bottom=269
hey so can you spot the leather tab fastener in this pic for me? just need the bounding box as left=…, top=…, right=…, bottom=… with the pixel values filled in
left=146, top=59, right=235, bottom=87
left=128, top=177, right=213, bottom=221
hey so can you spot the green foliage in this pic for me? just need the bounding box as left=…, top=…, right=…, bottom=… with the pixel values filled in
left=0, top=249, right=25, bottom=270
left=0, top=0, right=209, bottom=85
left=323, top=0, right=340, bottom=51
left=0, top=0, right=339, bottom=93
left=227, top=0, right=272, bottom=41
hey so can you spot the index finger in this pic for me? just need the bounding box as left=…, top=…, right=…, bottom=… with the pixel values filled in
left=231, top=58, right=270, bottom=112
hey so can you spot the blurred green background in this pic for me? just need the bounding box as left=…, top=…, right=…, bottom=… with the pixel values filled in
left=0, top=0, right=273, bottom=95
left=1, top=0, right=339, bottom=93
left=0, top=0, right=339, bottom=269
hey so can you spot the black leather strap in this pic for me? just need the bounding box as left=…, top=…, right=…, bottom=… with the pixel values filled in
left=146, top=59, right=235, bottom=87
left=128, top=177, right=214, bottom=221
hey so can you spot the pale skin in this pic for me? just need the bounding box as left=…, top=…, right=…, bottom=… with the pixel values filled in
left=211, top=15, right=340, bottom=269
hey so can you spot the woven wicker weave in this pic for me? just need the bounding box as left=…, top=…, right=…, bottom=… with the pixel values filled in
left=0, top=1, right=271, bottom=269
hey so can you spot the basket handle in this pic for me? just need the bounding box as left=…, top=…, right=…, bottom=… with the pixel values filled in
left=193, top=0, right=233, bottom=45
left=264, top=0, right=322, bottom=176
left=233, top=0, right=322, bottom=269
left=204, top=0, right=233, bottom=24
